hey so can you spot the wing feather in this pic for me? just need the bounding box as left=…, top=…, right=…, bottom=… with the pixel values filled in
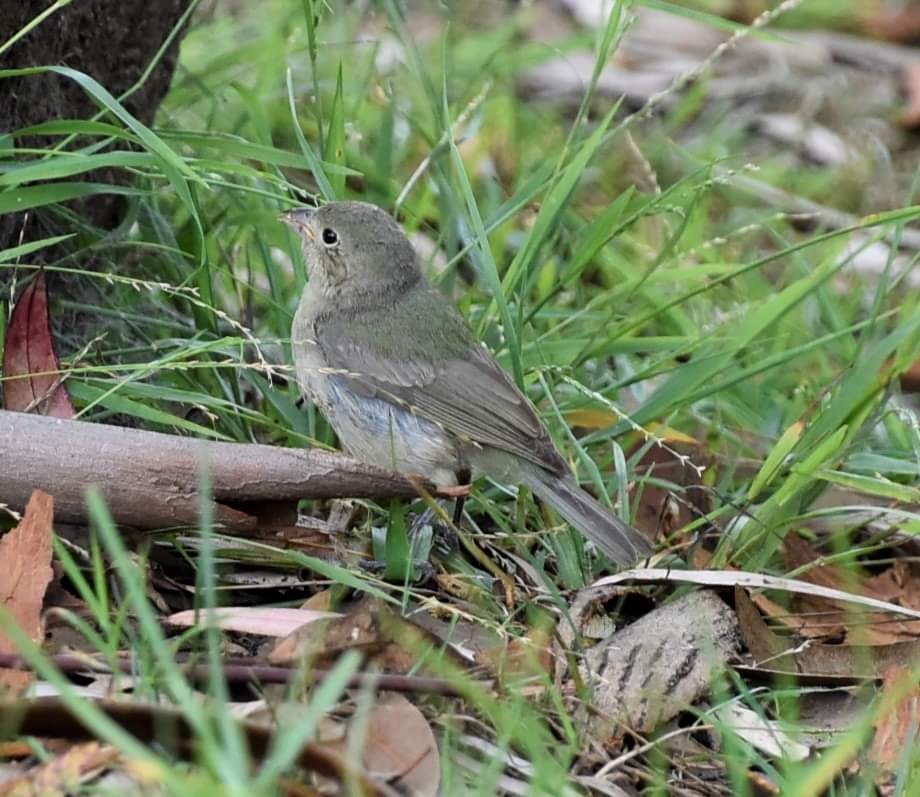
left=314, top=285, right=566, bottom=474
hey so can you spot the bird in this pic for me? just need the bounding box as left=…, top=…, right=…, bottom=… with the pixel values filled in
left=283, top=201, right=651, bottom=565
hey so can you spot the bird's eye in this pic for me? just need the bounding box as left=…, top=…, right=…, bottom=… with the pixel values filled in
left=321, top=228, right=339, bottom=247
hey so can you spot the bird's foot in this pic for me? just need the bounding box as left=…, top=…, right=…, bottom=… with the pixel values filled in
left=404, top=473, right=470, bottom=499
left=407, top=506, right=459, bottom=553
left=358, top=557, right=435, bottom=583
left=436, top=483, right=471, bottom=499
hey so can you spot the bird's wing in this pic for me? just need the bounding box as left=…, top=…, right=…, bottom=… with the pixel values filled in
left=313, top=285, right=567, bottom=474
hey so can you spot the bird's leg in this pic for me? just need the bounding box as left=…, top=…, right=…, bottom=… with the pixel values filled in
left=451, top=468, right=472, bottom=526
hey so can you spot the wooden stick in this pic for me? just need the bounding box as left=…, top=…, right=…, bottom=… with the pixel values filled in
left=0, top=410, right=424, bottom=530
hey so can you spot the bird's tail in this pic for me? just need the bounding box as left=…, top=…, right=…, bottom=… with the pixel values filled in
left=520, top=465, right=652, bottom=566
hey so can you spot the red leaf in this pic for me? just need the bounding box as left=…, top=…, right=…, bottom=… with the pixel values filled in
left=2, top=271, right=76, bottom=417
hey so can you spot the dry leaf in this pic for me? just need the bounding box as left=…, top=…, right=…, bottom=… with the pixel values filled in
left=629, top=442, right=709, bottom=543
left=269, top=597, right=463, bottom=675
left=861, top=561, right=920, bottom=644
left=318, top=692, right=440, bottom=795
left=0, top=741, right=118, bottom=796
left=2, top=272, right=75, bottom=417
left=781, top=535, right=849, bottom=641
left=0, top=491, right=55, bottom=697
left=360, top=692, right=440, bottom=796
left=476, top=610, right=555, bottom=691
left=735, top=587, right=798, bottom=673
left=592, top=568, right=920, bottom=623
left=736, top=587, right=920, bottom=678
left=869, top=666, right=920, bottom=775
left=269, top=601, right=379, bottom=665
left=782, top=536, right=920, bottom=644
left=901, top=63, right=920, bottom=130
left=166, top=607, right=340, bottom=638
left=302, top=589, right=334, bottom=612
left=714, top=703, right=809, bottom=761
left=2, top=695, right=381, bottom=793
left=864, top=5, right=920, bottom=44
left=565, top=408, right=620, bottom=430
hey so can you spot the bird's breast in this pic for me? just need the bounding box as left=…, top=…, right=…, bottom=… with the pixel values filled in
left=291, top=301, right=331, bottom=408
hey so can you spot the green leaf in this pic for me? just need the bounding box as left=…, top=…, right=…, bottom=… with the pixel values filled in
left=13, top=119, right=140, bottom=140
left=0, top=234, right=75, bottom=263
left=748, top=420, right=804, bottom=501
left=799, top=313, right=920, bottom=451
left=384, top=498, right=412, bottom=582
left=68, top=381, right=233, bottom=440
left=285, top=67, right=335, bottom=202
left=0, top=151, right=158, bottom=186
left=814, top=469, right=920, bottom=503
left=160, top=130, right=358, bottom=175
left=325, top=64, right=346, bottom=198
left=632, top=250, right=848, bottom=427
left=497, top=100, right=621, bottom=326
left=0, top=181, right=144, bottom=214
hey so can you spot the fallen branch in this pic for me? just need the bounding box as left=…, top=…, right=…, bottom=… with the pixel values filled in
left=0, top=410, right=426, bottom=531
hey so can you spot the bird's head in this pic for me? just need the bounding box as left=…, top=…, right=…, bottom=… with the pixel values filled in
left=282, top=201, right=421, bottom=295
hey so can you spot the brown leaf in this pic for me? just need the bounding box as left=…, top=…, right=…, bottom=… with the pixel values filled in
left=804, top=639, right=920, bottom=678
left=900, top=62, right=920, bottom=130
left=302, top=589, right=334, bottom=613
left=360, top=692, right=440, bottom=796
left=737, top=587, right=920, bottom=679
left=782, top=536, right=920, bottom=644
left=898, top=352, right=920, bottom=392
left=269, top=601, right=380, bottom=665
left=864, top=5, right=920, bottom=45
left=2, top=272, right=75, bottom=417
left=629, top=441, right=709, bottom=544
left=269, top=597, right=465, bottom=676
left=735, top=587, right=798, bottom=673
left=782, top=536, right=864, bottom=641
left=0, top=741, right=118, bottom=796
left=860, top=561, right=920, bottom=644
left=783, top=535, right=845, bottom=591
left=476, top=610, right=555, bottom=691
left=0, top=491, right=55, bottom=697
left=318, top=692, right=440, bottom=796
left=869, top=666, right=920, bottom=774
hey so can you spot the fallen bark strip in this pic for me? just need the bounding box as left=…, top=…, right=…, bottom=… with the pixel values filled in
left=0, top=410, right=425, bottom=531
left=0, top=696, right=393, bottom=797
left=0, top=651, right=474, bottom=697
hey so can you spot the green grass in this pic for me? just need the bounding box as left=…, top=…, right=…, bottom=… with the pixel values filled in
left=2, top=0, right=920, bottom=794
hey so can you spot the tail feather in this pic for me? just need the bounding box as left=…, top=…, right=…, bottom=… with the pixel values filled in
left=521, top=466, right=652, bottom=565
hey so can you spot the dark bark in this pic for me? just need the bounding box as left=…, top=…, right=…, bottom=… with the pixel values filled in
left=0, top=0, right=191, bottom=251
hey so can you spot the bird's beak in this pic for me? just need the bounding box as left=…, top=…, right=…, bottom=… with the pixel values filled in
left=280, top=207, right=316, bottom=241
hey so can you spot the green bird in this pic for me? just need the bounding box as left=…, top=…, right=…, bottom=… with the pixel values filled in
left=284, top=201, right=651, bottom=565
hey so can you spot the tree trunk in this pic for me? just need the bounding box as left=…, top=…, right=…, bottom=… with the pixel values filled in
left=0, top=0, right=190, bottom=252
